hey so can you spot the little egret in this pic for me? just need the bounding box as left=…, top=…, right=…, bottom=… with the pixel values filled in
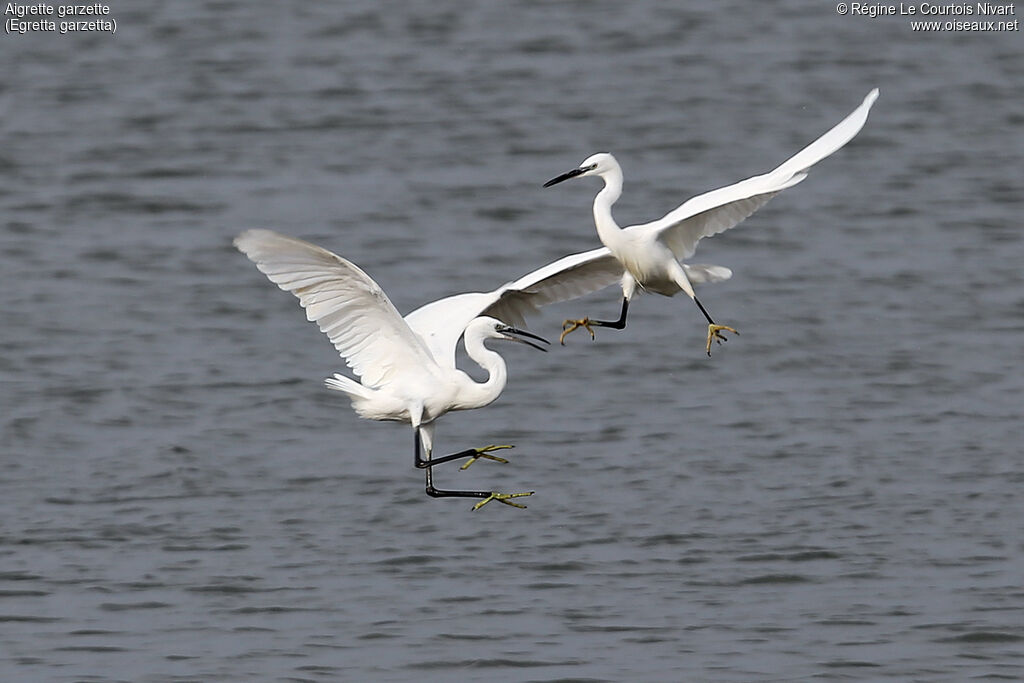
left=235, top=229, right=623, bottom=509
left=544, top=88, right=879, bottom=355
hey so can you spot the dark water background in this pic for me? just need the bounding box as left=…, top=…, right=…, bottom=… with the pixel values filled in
left=2, top=1, right=1022, bottom=680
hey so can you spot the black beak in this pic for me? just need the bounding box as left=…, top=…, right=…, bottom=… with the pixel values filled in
left=543, top=167, right=586, bottom=188
left=499, top=326, right=550, bottom=352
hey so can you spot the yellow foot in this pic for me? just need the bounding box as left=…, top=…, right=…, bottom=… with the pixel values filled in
left=459, top=444, right=514, bottom=470
left=472, top=491, right=534, bottom=511
left=560, top=317, right=595, bottom=345
left=706, top=324, right=739, bottom=356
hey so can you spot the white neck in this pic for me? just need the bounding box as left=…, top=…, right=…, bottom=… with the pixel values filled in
left=593, top=164, right=625, bottom=248
left=455, top=332, right=508, bottom=411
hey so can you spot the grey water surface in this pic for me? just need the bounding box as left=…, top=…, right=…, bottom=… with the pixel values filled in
left=2, top=1, right=1023, bottom=681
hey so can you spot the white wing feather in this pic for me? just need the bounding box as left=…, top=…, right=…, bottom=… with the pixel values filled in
left=485, top=247, right=623, bottom=325
left=235, top=229, right=437, bottom=389
left=636, top=89, right=879, bottom=259
left=405, top=247, right=622, bottom=367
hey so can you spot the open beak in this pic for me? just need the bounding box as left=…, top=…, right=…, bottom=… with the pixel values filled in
left=543, top=167, right=586, bottom=188
left=499, top=326, right=550, bottom=352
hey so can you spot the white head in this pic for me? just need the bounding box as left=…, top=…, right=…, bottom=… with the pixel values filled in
left=463, top=317, right=550, bottom=352
left=543, top=152, right=619, bottom=187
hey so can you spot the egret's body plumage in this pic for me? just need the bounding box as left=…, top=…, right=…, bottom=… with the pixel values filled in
left=322, top=317, right=509, bottom=425
left=545, top=88, right=879, bottom=353
left=235, top=229, right=623, bottom=508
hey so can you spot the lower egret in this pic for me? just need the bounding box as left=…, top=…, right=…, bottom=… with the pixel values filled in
left=235, top=229, right=622, bottom=509
left=544, top=88, right=879, bottom=355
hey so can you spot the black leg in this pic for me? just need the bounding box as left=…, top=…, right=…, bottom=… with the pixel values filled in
left=415, top=432, right=490, bottom=501
left=588, top=297, right=629, bottom=329
left=413, top=437, right=511, bottom=470
left=692, top=295, right=738, bottom=357
left=693, top=296, right=716, bottom=325
left=560, top=298, right=629, bottom=344
left=414, top=443, right=489, bottom=469
left=416, top=434, right=534, bottom=509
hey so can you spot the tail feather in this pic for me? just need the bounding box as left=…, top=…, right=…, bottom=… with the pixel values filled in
left=324, top=373, right=373, bottom=399
left=324, top=373, right=406, bottom=422
left=683, top=263, right=733, bottom=284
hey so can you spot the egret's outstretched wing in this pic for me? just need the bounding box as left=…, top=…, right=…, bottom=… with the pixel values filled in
left=634, top=89, right=878, bottom=260
left=485, top=247, right=624, bottom=325
left=235, top=229, right=437, bottom=388
left=405, top=247, right=622, bottom=367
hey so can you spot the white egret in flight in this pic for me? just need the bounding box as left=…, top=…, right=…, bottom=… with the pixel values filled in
left=235, top=229, right=623, bottom=509
left=543, top=88, right=879, bottom=355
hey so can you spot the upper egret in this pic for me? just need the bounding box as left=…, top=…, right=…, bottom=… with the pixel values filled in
left=235, top=229, right=623, bottom=509
left=544, top=88, right=879, bottom=355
